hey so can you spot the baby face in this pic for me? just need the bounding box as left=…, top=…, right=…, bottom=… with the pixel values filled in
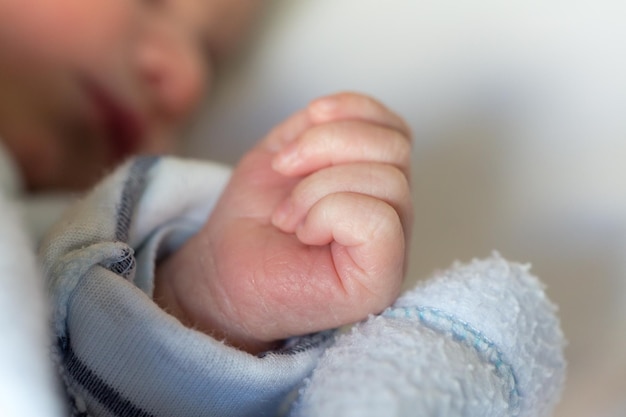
left=0, top=0, right=259, bottom=190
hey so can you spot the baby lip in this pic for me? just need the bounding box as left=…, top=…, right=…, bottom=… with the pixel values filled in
left=84, top=80, right=146, bottom=160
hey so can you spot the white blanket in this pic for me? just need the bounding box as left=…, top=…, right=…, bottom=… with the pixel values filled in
left=0, top=145, right=65, bottom=416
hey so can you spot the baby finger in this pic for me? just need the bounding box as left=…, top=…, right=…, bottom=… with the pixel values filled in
left=294, top=192, right=405, bottom=310
left=272, top=120, right=411, bottom=177
left=271, top=162, right=411, bottom=235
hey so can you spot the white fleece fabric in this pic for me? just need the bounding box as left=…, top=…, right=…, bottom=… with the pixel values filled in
left=37, top=156, right=565, bottom=416
left=0, top=143, right=66, bottom=417
left=293, top=255, right=566, bottom=417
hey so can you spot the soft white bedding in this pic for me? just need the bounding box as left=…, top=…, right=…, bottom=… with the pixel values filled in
left=0, top=144, right=64, bottom=417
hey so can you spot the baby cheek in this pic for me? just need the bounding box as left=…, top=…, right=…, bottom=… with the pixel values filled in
left=138, top=131, right=181, bottom=156
left=2, top=0, right=133, bottom=66
left=13, top=137, right=64, bottom=190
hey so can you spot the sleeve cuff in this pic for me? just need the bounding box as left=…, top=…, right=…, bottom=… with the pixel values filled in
left=293, top=254, right=566, bottom=417
left=41, top=156, right=331, bottom=417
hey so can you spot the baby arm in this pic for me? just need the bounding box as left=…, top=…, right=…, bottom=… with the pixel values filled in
left=154, top=92, right=413, bottom=353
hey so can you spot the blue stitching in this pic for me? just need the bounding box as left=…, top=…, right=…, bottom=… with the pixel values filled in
left=383, top=306, right=521, bottom=412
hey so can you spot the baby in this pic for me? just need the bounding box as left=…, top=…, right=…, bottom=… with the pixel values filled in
left=0, top=0, right=411, bottom=351
left=0, top=0, right=260, bottom=191
left=1, top=0, right=413, bottom=412
left=0, top=0, right=565, bottom=416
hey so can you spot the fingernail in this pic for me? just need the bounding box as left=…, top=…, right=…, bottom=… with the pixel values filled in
left=310, top=97, right=338, bottom=116
left=272, top=200, right=294, bottom=228
left=266, top=131, right=297, bottom=153
left=272, top=146, right=299, bottom=172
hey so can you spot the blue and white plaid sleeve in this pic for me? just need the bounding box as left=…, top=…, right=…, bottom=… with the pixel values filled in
left=40, top=156, right=332, bottom=417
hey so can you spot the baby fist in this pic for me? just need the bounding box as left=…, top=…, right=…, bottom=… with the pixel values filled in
left=155, top=93, right=413, bottom=353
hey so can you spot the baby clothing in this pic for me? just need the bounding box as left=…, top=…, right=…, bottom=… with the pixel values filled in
left=41, top=156, right=332, bottom=417
left=292, top=256, right=565, bottom=417
left=40, top=156, right=566, bottom=417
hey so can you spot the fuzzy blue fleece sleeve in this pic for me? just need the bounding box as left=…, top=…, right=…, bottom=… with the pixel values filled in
left=40, top=157, right=332, bottom=417
left=292, top=254, right=566, bottom=417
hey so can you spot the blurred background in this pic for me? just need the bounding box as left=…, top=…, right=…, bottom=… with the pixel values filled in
left=182, top=1, right=626, bottom=415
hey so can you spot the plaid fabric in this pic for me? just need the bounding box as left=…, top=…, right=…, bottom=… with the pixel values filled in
left=40, top=157, right=330, bottom=417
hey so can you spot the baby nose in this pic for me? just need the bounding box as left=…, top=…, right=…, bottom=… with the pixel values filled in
left=136, top=37, right=206, bottom=123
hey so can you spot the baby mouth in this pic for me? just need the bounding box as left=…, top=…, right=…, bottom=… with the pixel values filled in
left=83, top=80, right=146, bottom=160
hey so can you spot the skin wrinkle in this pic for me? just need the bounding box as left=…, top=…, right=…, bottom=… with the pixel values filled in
left=208, top=240, right=247, bottom=343
left=303, top=246, right=349, bottom=331
left=225, top=229, right=301, bottom=347
left=352, top=204, right=403, bottom=303
left=331, top=243, right=366, bottom=298
left=166, top=233, right=235, bottom=344
left=387, top=128, right=412, bottom=177
left=250, top=242, right=279, bottom=338
left=268, top=245, right=345, bottom=333
left=334, top=240, right=395, bottom=314
left=380, top=166, right=413, bottom=231
left=325, top=296, right=342, bottom=333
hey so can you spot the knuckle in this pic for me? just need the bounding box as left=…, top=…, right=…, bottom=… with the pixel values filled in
left=291, top=172, right=322, bottom=206
left=398, top=116, right=413, bottom=140
left=392, top=127, right=412, bottom=148
left=297, top=126, right=324, bottom=156
left=387, top=130, right=412, bottom=165
left=385, top=164, right=410, bottom=192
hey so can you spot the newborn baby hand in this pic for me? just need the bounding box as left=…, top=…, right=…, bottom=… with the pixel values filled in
left=154, top=92, right=413, bottom=353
